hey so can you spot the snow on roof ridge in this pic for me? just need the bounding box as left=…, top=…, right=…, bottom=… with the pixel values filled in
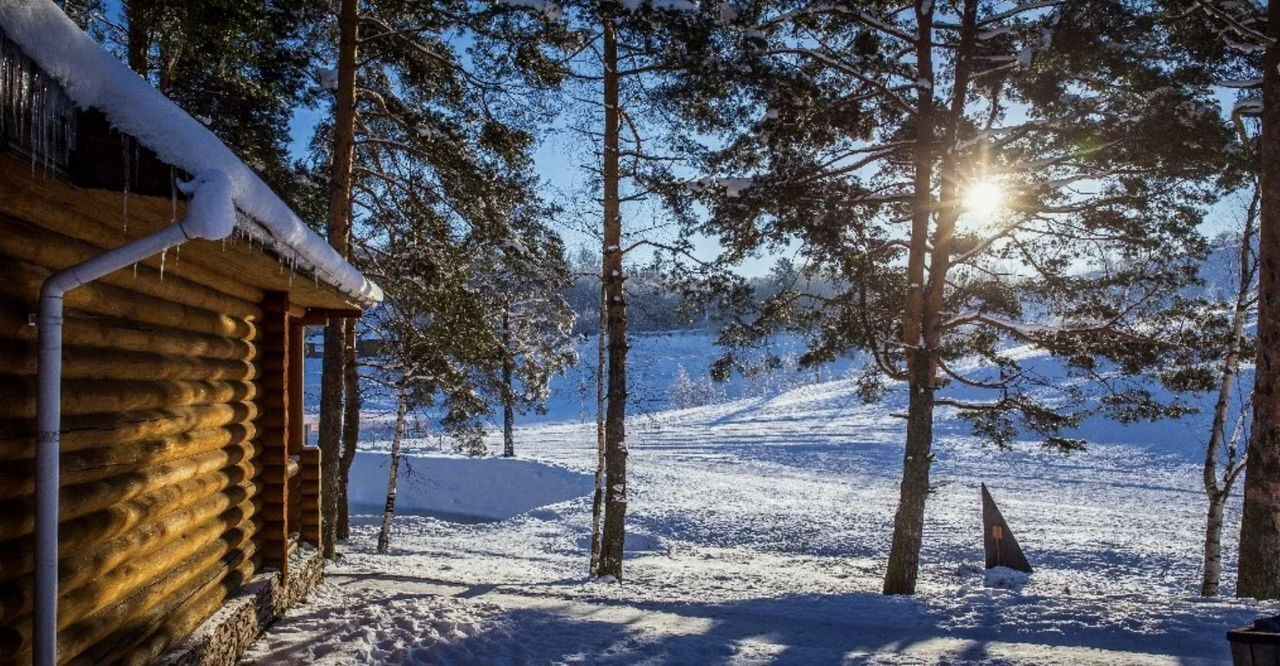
left=0, top=0, right=383, bottom=307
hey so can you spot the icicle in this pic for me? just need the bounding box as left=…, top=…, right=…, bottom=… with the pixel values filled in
left=1, top=34, right=75, bottom=177
left=158, top=247, right=167, bottom=282
left=133, top=263, right=138, bottom=278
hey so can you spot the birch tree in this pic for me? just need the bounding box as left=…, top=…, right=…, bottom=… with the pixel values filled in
left=660, top=0, right=1236, bottom=594
left=1199, top=198, right=1257, bottom=595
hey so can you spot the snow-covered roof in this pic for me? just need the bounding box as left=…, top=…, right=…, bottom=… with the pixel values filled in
left=0, top=1, right=383, bottom=308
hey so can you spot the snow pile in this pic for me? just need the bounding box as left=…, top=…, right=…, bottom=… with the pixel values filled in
left=243, top=584, right=519, bottom=665
left=0, top=1, right=382, bottom=307
left=984, top=566, right=1030, bottom=590
left=347, top=452, right=592, bottom=522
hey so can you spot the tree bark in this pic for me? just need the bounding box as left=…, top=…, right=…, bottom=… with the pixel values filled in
left=884, top=349, right=936, bottom=595
left=319, top=0, right=360, bottom=559
left=502, top=304, right=516, bottom=458
left=1204, top=488, right=1228, bottom=597
left=338, top=317, right=361, bottom=540
left=590, top=280, right=607, bottom=575
left=377, top=388, right=408, bottom=554
left=597, top=16, right=629, bottom=581
left=1239, top=0, right=1280, bottom=600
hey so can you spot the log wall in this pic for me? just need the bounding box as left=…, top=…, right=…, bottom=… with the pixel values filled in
left=0, top=177, right=325, bottom=664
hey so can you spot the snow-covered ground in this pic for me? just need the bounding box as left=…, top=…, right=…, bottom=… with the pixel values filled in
left=249, top=341, right=1279, bottom=664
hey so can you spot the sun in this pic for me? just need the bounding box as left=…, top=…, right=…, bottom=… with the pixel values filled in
left=962, top=179, right=1006, bottom=222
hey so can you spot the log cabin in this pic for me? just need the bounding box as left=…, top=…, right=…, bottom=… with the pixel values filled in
left=0, top=3, right=383, bottom=664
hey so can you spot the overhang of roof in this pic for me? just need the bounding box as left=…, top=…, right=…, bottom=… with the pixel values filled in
left=0, top=153, right=365, bottom=312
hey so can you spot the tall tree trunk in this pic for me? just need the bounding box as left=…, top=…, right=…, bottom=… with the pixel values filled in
left=884, top=0, right=942, bottom=596
left=590, top=280, right=607, bottom=574
left=377, top=387, right=409, bottom=554
left=502, top=304, right=516, bottom=458
left=1240, top=1, right=1280, bottom=600
left=338, top=317, right=361, bottom=539
left=597, top=16, right=629, bottom=581
left=319, top=0, right=359, bottom=559
left=1205, top=189, right=1257, bottom=596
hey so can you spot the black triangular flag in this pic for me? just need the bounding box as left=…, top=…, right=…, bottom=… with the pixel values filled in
left=982, top=483, right=1032, bottom=573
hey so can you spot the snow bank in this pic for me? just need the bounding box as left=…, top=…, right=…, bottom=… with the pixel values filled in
left=348, top=452, right=592, bottom=521
left=0, top=1, right=382, bottom=307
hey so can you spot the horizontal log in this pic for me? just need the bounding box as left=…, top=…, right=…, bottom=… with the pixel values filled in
left=0, top=446, right=256, bottom=542
left=0, top=426, right=256, bottom=500
left=0, top=220, right=262, bottom=320
left=57, top=462, right=256, bottom=556
left=109, top=555, right=257, bottom=666
left=257, top=412, right=288, bottom=429
left=259, top=485, right=293, bottom=505
left=0, top=481, right=259, bottom=590
left=0, top=342, right=256, bottom=382
left=0, top=378, right=256, bottom=420
left=58, top=516, right=261, bottom=631
left=62, top=538, right=258, bottom=664
left=0, top=402, right=257, bottom=458
left=0, top=304, right=255, bottom=361
left=0, top=258, right=256, bottom=340
left=0, top=511, right=260, bottom=629
left=0, top=172, right=265, bottom=304
left=61, top=424, right=254, bottom=489
left=0, top=153, right=362, bottom=312
left=4, top=527, right=258, bottom=662
left=0, top=496, right=259, bottom=627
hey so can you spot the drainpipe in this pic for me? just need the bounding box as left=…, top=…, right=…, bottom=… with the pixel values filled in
left=34, top=170, right=236, bottom=666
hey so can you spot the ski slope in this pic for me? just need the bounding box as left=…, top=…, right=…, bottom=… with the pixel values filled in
left=249, top=354, right=1278, bottom=664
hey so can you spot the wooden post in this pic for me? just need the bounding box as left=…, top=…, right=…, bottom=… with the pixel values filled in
left=299, top=447, right=322, bottom=548
left=258, top=293, right=290, bottom=576
left=287, top=322, right=304, bottom=541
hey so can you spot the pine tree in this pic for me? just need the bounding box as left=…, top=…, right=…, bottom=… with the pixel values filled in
left=317, top=0, right=360, bottom=559
left=659, top=0, right=1236, bottom=594
left=514, top=0, right=714, bottom=581
left=302, top=0, right=570, bottom=546
left=473, top=210, right=578, bottom=458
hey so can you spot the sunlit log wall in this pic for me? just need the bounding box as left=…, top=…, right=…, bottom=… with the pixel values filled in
left=0, top=160, right=320, bottom=664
